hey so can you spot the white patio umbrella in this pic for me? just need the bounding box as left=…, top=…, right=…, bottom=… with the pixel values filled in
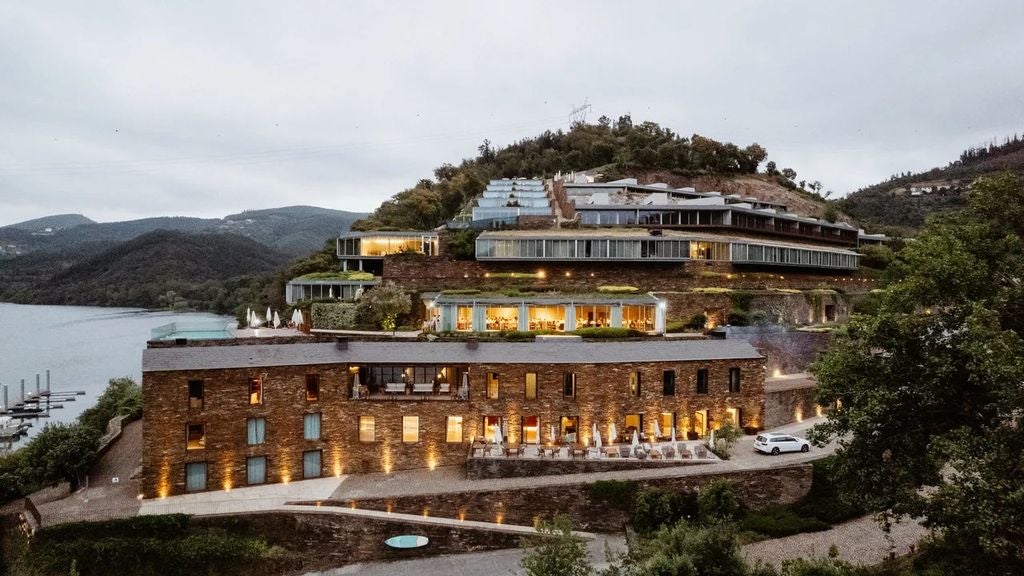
left=709, top=428, right=716, bottom=450
left=459, top=372, right=469, bottom=399
left=493, top=423, right=502, bottom=445
left=501, top=421, right=508, bottom=444
left=265, top=307, right=272, bottom=323
left=653, top=420, right=662, bottom=441
left=272, top=311, right=281, bottom=329
left=534, top=424, right=541, bottom=446
left=328, top=286, right=334, bottom=299
left=549, top=425, right=556, bottom=444
left=352, top=372, right=360, bottom=399
left=631, top=429, right=640, bottom=456
left=609, top=423, right=618, bottom=444
left=246, top=307, right=252, bottom=326
left=594, top=426, right=602, bottom=453
left=290, top=308, right=298, bottom=326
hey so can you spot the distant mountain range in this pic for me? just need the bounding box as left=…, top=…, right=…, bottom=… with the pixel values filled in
left=0, top=205, right=366, bottom=259
left=841, top=133, right=1024, bottom=232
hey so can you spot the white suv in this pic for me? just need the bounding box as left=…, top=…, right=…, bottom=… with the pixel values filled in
left=754, top=432, right=810, bottom=455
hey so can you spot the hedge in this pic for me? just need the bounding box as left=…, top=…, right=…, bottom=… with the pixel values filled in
left=310, top=302, right=359, bottom=330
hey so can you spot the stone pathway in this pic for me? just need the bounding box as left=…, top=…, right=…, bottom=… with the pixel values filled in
left=139, top=476, right=343, bottom=516
left=742, top=515, right=929, bottom=567
left=36, top=419, right=143, bottom=527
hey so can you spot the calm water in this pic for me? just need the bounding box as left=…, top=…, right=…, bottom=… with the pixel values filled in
left=0, top=303, right=229, bottom=447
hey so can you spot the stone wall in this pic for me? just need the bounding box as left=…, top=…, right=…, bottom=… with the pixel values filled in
left=331, top=464, right=813, bottom=533
left=764, top=380, right=821, bottom=429
left=466, top=456, right=712, bottom=480
left=143, top=355, right=764, bottom=497
left=193, top=511, right=521, bottom=572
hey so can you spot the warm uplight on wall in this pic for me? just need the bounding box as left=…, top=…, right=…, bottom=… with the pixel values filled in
left=422, top=507, right=430, bottom=518
left=815, top=405, right=823, bottom=418
left=427, top=455, right=438, bottom=471
left=223, top=480, right=232, bottom=492
left=565, top=271, right=571, bottom=277
left=794, top=407, right=804, bottom=422
left=484, top=273, right=490, bottom=278
left=495, top=513, right=504, bottom=524
left=536, top=269, right=546, bottom=279
left=458, top=510, right=466, bottom=521
left=773, top=369, right=782, bottom=378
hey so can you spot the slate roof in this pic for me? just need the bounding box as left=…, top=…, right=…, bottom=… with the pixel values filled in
left=143, top=339, right=763, bottom=373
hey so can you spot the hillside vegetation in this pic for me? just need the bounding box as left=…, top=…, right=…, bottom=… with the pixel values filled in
left=0, top=205, right=365, bottom=259
left=354, top=116, right=828, bottom=230
left=1, top=213, right=94, bottom=232
left=841, top=132, right=1024, bottom=231
left=0, top=230, right=288, bottom=312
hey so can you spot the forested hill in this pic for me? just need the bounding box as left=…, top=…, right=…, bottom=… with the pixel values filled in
left=840, top=132, right=1024, bottom=232
left=0, top=205, right=366, bottom=259
left=0, top=230, right=290, bottom=310
left=354, top=116, right=835, bottom=230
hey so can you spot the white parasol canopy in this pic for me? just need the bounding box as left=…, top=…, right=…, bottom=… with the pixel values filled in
left=550, top=425, right=556, bottom=444
left=593, top=424, right=602, bottom=452
left=610, top=423, right=618, bottom=444
left=246, top=307, right=252, bottom=327
left=352, top=372, right=361, bottom=399
left=654, top=420, right=662, bottom=441
left=272, top=311, right=281, bottom=329
left=709, top=428, right=716, bottom=450
left=631, top=429, right=640, bottom=456
left=266, top=307, right=272, bottom=323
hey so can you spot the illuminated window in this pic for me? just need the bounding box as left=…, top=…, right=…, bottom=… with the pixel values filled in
left=563, top=372, right=577, bottom=397
left=486, top=372, right=500, bottom=399
left=697, top=369, right=709, bottom=394
left=246, top=417, right=265, bottom=445
left=456, top=306, right=473, bottom=332
left=628, top=371, right=641, bottom=397
left=483, top=415, right=502, bottom=442
left=188, top=380, right=204, bottom=409
left=663, top=370, right=676, bottom=396
left=402, top=416, right=419, bottom=443
left=359, top=416, right=375, bottom=442
left=525, top=373, right=537, bottom=400
left=305, top=374, right=320, bottom=401
left=522, top=415, right=539, bottom=444
left=446, top=416, right=463, bottom=443
left=560, top=416, right=579, bottom=437
left=186, top=424, right=205, bottom=450
left=624, top=413, right=643, bottom=436
left=728, top=368, right=741, bottom=393
left=659, top=412, right=675, bottom=435
left=248, top=378, right=263, bottom=405
left=484, top=306, right=519, bottom=332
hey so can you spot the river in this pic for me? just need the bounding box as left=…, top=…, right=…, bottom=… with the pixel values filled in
left=0, top=303, right=230, bottom=447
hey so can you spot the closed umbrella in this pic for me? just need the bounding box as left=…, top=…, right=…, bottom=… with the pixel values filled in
left=549, top=425, right=556, bottom=444
left=459, top=372, right=469, bottom=399
left=534, top=424, right=541, bottom=446
left=671, top=427, right=678, bottom=457
left=631, top=429, right=640, bottom=457
left=654, top=420, right=662, bottom=442
left=709, top=428, right=716, bottom=450
left=610, top=423, right=618, bottom=444
left=246, top=307, right=252, bottom=327
left=266, top=307, right=272, bottom=323
left=329, top=287, right=334, bottom=299
left=273, top=311, right=281, bottom=329
left=352, top=372, right=360, bottom=399
left=594, top=427, right=602, bottom=455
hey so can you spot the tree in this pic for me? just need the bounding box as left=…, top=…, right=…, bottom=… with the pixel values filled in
left=611, top=523, right=746, bottom=576
left=781, top=168, right=797, bottom=181
left=809, top=173, right=1024, bottom=571
left=764, top=161, right=778, bottom=175
left=822, top=204, right=838, bottom=223
left=18, top=423, right=98, bottom=487
left=355, top=281, right=411, bottom=333
left=706, top=421, right=742, bottom=459
left=520, top=514, right=593, bottom=576
left=697, top=479, right=742, bottom=523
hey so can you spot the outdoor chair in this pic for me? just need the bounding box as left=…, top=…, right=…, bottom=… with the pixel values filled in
left=695, top=445, right=708, bottom=458
left=437, top=382, right=451, bottom=394
left=649, top=448, right=663, bottom=459
left=663, top=446, right=676, bottom=459
left=618, top=445, right=632, bottom=458
left=678, top=448, right=693, bottom=459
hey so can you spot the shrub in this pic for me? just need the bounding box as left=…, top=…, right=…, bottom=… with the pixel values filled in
left=596, top=285, right=639, bottom=294
left=310, top=302, right=360, bottom=330
left=631, top=488, right=697, bottom=533
left=707, top=421, right=743, bottom=460
left=618, top=523, right=746, bottom=576
left=585, top=480, right=633, bottom=511
left=686, top=313, right=707, bottom=329
left=77, top=377, right=141, bottom=435
left=794, top=456, right=865, bottom=524
left=727, top=311, right=751, bottom=326
left=571, top=327, right=645, bottom=338
left=739, top=506, right=830, bottom=538
left=698, top=479, right=743, bottom=524
left=440, top=288, right=481, bottom=295
left=16, top=423, right=98, bottom=489
left=520, top=514, right=593, bottom=576
left=295, top=270, right=374, bottom=281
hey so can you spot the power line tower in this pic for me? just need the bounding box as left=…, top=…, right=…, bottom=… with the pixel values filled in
left=569, top=98, right=592, bottom=126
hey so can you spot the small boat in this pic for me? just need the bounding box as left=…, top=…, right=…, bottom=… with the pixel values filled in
left=0, top=416, right=27, bottom=439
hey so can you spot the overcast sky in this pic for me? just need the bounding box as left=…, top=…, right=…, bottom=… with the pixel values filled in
left=2, top=1, right=1023, bottom=226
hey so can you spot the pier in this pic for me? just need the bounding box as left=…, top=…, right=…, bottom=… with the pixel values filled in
left=0, top=369, right=86, bottom=442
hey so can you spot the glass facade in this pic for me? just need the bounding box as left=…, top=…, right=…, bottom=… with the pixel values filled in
left=484, top=306, right=518, bottom=331
left=622, top=305, right=655, bottom=331
left=730, top=242, right=858, bottom=270
left=338, top=234, right=438, bottom=257
left=575, top=304, right=611, bottom=328
left=476, top=237, right=690, bottom=261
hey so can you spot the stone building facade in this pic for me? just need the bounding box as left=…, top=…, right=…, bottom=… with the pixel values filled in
left=142, top=339, right=765, bottom=498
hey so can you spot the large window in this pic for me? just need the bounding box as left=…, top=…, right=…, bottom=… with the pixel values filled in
left=402, top=416, right=419, bottom=443
left=560, top=416, right=579, bottom=438
left=629, top=371, right=641, bottom=397
left=622, top=305, right=655, bottom=331
left=486, top=372, right=500, bottom=399
left=305, top=374, right=320, bottom=401
left=248, top=378, right=263, bottom=405
left=522, top=416, right=539, bottom=444
left=484, top=306, right=518, bottom=332
left=663, top=370, right=676, bottom=396
left=528, top=305, right=565, bottom=331
left=186, top=424, right=205, bottom=450
left=525, top=373, right=538, bottom=400
left=575, top=304, right=611, bottom=328
left=659, top=412, right=675, bottom=436
left=304, top=413, right=322, bottom=441
left=563, top=372, right=577, bottom=397
left=456, top=306, right=473, bottom=331
left=697, top=369, right=709, bottom=394
left=359, top=416, right=375, bottom=442
left=446, top=416, right=463, bottom=443
left=247, top=417, right=266, bottom=445
left=188, top=380, right=204, bottom=409
left=246, top=456, right=267, bottom=485
left=483, top=415, right=502, bottom=442
left=624, top=413, right=643, bottom=437
left=185, top=462, right=207, bottom=493
left=728, top=368, right=741, bottom=393
left=302, top=450, right=322, bottom=479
